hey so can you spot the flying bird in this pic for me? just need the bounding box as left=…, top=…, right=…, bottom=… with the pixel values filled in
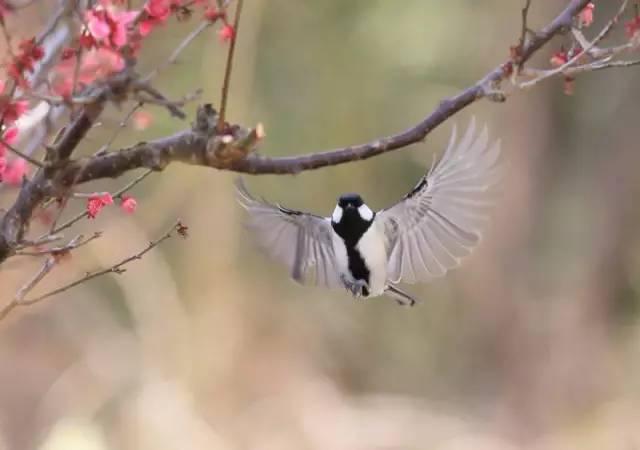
left=236, top=119, right=502, bottom=306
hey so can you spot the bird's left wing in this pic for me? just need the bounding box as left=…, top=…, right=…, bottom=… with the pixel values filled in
left=377, top=119, right=502, bottom=284
left=235, top=178, right=342, bottom=289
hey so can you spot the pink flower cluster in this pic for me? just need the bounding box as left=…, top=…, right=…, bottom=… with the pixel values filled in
left=87, top=193, right=137, bottom=219
left=0, top=0, right=232, bottom=190
left=7, top=37, right=45, bottom=88
left=0, top=80, right=28, bottom=185
left=0, top=127, right=26, bottom=185
left=49, top=0, right=231, bottom=97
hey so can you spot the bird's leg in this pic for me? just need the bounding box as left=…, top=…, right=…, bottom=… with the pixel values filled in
left=340, top=274, right=368, bottom=299
left=384, top=284, right=419, bottom=307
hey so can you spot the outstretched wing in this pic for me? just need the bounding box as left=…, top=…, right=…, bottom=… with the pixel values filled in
left=378, top=118, right=502, bottom=284
left=235, top=178, right=342, bottom=288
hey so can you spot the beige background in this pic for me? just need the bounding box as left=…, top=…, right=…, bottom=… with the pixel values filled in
left=1, top=1, right=640, bottom=449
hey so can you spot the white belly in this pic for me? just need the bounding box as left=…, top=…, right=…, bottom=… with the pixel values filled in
left=355, top=225, right=388, bottom=296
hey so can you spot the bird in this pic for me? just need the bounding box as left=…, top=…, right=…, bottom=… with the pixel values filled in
left=235, top=118, right=502, bottom=306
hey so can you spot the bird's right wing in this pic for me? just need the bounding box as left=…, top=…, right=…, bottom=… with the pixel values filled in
left=377, top=119, right=502, bottom=284
left=235, top=178, right=343, bottom=289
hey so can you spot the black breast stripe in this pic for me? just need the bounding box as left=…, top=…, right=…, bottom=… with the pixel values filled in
left=346, top=246, right=370, bottom=296
left=331, top=209, right=375, bottom=297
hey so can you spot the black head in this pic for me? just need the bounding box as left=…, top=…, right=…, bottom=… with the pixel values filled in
left=338, top=193, right=364, bottom=209
left=332, top=193, right=374, bottom=243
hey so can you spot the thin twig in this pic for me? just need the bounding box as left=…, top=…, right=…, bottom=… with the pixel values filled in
left=134, top=88, right=202, bottom=111
left=0, top=20, right=15, bottom=58
left=15, top=232, right=101, bottom=256
left=132, top=83, right=203, bottom=118
left=70, top=6, right=91, bottom=96
left=565, top=57, right=640, bottom=75
left=520, top=0, right=533, bottom=50
left=25, top=91, right=103, bottom=106
left=572, top=28, right=636, bottom=59
left=15, top=234, right=63, bottom=250
left=3, top=234, right=85, bottom=321
left=13, top=257, right=58, bottom=303
left=96, top=102, right=143, bottom=156
left=71, top=48, right=85, bottom=97
left=46, top=169, right=153, bottom=237
left=519, top=0, right=629, bottom=89
left=0, top=221, right=182, bottom=322
left=142, top=21, right=213, bottom=83
left=35, top=0, right=71, bottom=47
left=0, top=139, right=46, bottom=168
left=217, top=0, right=243, bottom=132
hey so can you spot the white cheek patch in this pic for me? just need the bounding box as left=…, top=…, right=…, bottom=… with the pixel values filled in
left=358, top=204, right=374, bottom=221
left=332, top=205, right=343, bottom=223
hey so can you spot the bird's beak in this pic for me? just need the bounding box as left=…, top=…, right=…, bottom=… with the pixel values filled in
left=345, top=204, right=355, bottom=211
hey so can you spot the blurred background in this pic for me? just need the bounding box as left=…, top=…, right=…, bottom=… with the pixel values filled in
left=2, top=1, right=640, bottom=449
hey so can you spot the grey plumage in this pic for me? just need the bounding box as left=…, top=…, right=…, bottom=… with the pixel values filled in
left=379, top=118, right=501, bottom=284
left=236, top=118, right=502, bottom=305
left=235, top=179, right=342, bottom=288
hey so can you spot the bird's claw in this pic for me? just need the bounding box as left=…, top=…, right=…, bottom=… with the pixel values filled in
left=340, top=274, right=368, bottom=299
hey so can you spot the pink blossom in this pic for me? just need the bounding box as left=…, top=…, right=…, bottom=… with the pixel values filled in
left=7, top=38, right=44, bottom=88
left=85, top=8, right=138, bottom=49
left=86, top=192, right=114, bottom=219
left=145, top=0, right=172, bottom=20
left=140, top=0, right=180, bottom=35
left=139, top=19, right=156, bottom=36
left=87, top=9, right=112, bottom=41
left=112, top=11, right=138, bottom=47
left=0, top=99, right=28, bottom=125
left=0, top=0, right=11, bottom=20
left=120, top=195, right=137, bottom=213
left=626, top=16, right=640, bottom=38
left=218, top=24, right=235, bottom=42
left=133, top=110, right=153, bottom=130
left=204, top=7, right=224, bottom=22
left=99, top=192, right=114, bottom=205
left=579, top=3, right=594, bottom=28
left=0, top=125, right=24, bottom=187
left=550, top=50, right=568, bottom=68
left=87, top=197, right=103, bottom=219
left=0, top=127, right=18, bottom=154
left=61, top=47, right=76, bottom=60
left=1, top=158, right=27, bottom=185
left=52, top=48, right=125, bottom=96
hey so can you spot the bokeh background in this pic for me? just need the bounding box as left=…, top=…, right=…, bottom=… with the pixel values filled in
left=2, top=1, right=640, bottom=449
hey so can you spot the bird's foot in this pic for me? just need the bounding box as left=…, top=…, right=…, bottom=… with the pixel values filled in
left=340, top=274, right=368, bottom=299
left=384, top=284, right=419, bottom=307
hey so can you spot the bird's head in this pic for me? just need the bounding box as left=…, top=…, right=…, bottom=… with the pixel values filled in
left=332, top=193, right=374, bottom=225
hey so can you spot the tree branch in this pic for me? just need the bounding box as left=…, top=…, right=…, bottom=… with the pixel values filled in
left=518, top=0, right=629, bottom=90
left=49, top=0, right=595, bottom=179
left=0, top=222, right=181, bottom=321
left=0, top=70, right=136, bottom=262
left=0, top=0, right=603, bottom=266
left=218, top=0, right=244, bottom=132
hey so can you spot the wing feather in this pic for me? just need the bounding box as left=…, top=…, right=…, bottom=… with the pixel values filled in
left=379, top=119, right=502, bottom=284
left=235, top=178, right=342, bottom=289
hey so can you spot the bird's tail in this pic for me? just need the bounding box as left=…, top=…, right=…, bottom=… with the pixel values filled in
left=384, top=284, right=420, bottom=307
